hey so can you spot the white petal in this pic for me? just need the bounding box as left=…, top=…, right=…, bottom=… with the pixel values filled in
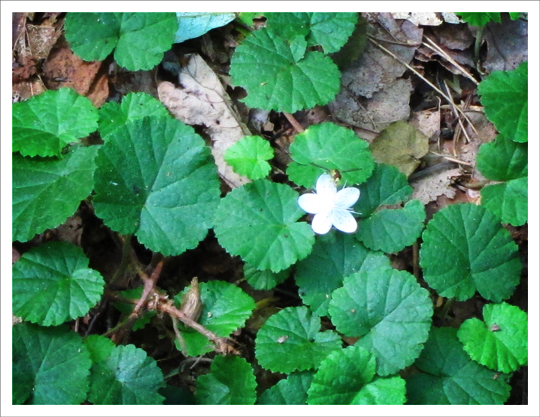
left=315, top=173, right=337, bottom=200
left=311, top=211, right=333, bottom=234
left=298, top=193, right=325, bottom=214
left=335, top=187, right=360, bottom=209
left=331, top=209, right=357, bottom=233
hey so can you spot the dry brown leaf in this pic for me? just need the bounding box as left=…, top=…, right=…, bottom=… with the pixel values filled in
left=392, top=13, right=443, bottom=26
left=410, top=167, right=462, bottom=204
left=158, top=54, right=251, bottom=188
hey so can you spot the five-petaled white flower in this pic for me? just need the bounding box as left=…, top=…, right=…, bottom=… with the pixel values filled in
left=298, top=173, right=360, bottom=235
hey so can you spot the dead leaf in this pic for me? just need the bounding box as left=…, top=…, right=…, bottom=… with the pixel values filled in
left=370, top=121, right=429, bottom=176
left=410, top=109, right=441, bottom=140
left=158, top=54, right=251, bottom=188
left=392, top=13, right=443, bottom=27
left=411, top=167, right=462, bottom=204
left=483, top=14, right=528, bottom=72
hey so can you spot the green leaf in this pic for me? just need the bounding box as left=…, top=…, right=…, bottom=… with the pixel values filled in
left=113, top=287, right=156, bottom=331
left=13, top=323, right=92, bottom=405
left=356, top=199, right=426, bottom=253
left=456, top=12, right=501, bottom=26
left=98, top=92, right=169, bottom=140
left=329, top=267, right=433, bottom=376
left=237, top=12, right=264, bottom=26
left=13, top=88, right=98, bottom=157
left=65, top=12, right=177, bottom=71
left=457, top=302, right=528, bottom=373
left=287, top=122, right=375, bottom=187
left=307, top=345, right=406, bottom=405
left=265, top=12, right=358, bottom=53
left=258, top=371, right=314, bottom=405
left=481, top=177, right=528, bottom=226
left=478, top=61, right=528, bottom=143
left=175, top=12, right=236, bottom=43
left=12, top=242, right=105, bottom=326
left=244, top=263, right=289, bottom=290
left=224, top=135, right=274, bottom=180
left=419, top=203, right=521, bottom=302
left=214, top=179, right=315, bottom=272
left=255, top=306, right=342, bottom=373
left=407, top=327, right=511, bottom=404
left=230, top=27, right=341, bottom=113
left=93, top=116, right=220, bottom=256
left=196, top=356, right=257, bottom=405
left=13, top=146, right=98, bottom=242
left=173, top=280, right=255, bottom=357
left=84, top=334, right=115, bottom=364
left=88, top=344, right=165, bottom=405
left=295, top=231, right=390, bottom=316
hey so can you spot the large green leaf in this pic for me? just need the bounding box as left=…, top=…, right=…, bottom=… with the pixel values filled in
left=419, top=203, right=521, bottom=302
left=13, top=323, right=92, bottom=405
left=478, top=61, right=528, bottom=143
left=456, top=12, right=501, bottom=26
left=230, top=27, right=341, bottom=113
left=175, top=12, right=236, bottom=43
left=12, top=242, right=105, bottom=326
left=407, top=327, right=511, bottom=404
left=12, top=146, right=98, bottom=242
left=329, top=267, right=433, bottom=376
left=481, top=178, right=528, bottom=226
left=13, top=88, right=98, bottom=157
left=93, top=116, right=220, bottom=256
left=65, top=12, right=177, bottom=71
left=214, top=179, right=315, bottom=272
left=258, top=372, right=314, bottom=405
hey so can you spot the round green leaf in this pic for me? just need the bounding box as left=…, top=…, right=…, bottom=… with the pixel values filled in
left=13, top=323, right=92, bottom=405
left=295, top=231, right=390, bottom=316
left=98, top=92, right=169, bottom=140
left=13, top=87, right=99, bottom=157
left=65, top=12, right=178, bottom=71
left=214, top=179, right=315, bottom=272
left=481, top=177, right=528, bottom=226
left=255, top=306, right=342, bottom=373
left=477, top=135, right=527, bottom=182
left=458, top=302, right=528, bottom=373
left=478, top=61, right=528, bottom=143
left=13, top=242, right=105, bottom=326
left=175, top=12, right=236, bottom=43
left=456, top=12, right=501, bottom=26
left=12, top=146, right=99, bottom=242
left=419, top=203, right=521, bottom=302
left=407, top=327, right=511, bottom=405
left=88, top=344, right=165, bottom=404
left=307, top=345, right=406, bottom=405
left=230, top=27, right=341, bottom=113
left=173, top=280, right=256, bottom=357
left=329, top=267, right=433, bottom=376
left=224, top=135, right=274, bottom=180
left=356, top=199, right=426, bottom=253
left=258, top=371, right=314, bottom=405
left=287, top=122, right=375, bottom=187
left=93, top=116, right=220, bottom=256
left=244, top=263, right=289, bottom=290
left=196, top=356, right=257, bottom=405
left=84, top=335, right=115, bottom=364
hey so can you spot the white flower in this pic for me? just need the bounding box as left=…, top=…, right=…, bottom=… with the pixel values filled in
left=298, top=173, right=360, bottom=235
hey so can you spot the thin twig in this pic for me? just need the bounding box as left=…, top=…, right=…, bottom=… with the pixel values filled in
left=283, top=112, right=304, bottom=133
left=443, top=79, right=472, bottom=144
left=367, top=33, right=421, bottom=47
left=429, top=151, right=473, bottom=167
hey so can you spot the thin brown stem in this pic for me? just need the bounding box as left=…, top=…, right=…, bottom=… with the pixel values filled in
left=283, top=112, right=304, bottom=133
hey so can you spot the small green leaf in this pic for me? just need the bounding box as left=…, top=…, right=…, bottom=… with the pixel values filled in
left=13, top=323, right=92, bottom=405
left=307, top=345, right=406, bottom=405
left=98, top=92, right=169, bottom=140
left=356, top=199, right=426, bottom=253
left=93, top=116, right=220, bottom=256
left=230, top=27, right=341, bottom=113
left=196, top=356, right=257, bottom=405
left=407, top=327, right=511, bottom=404
left=481, top=177, right=528, bottom=226
left=478, top=61, right=528, bottom=143
left=13, top=88, right=98, bottom=157
left=287, top=122, right=375, bottom=187
left=255, top=306, right=342, bottom=373
left=244, top=263, right=289, bottom=290
left=237, top=12, right=264, bottom=26
left=295, top=231, right=390, bottom=316
left=175, top=12, right=236, bottom=43
left=456, top=12, right=501, bottom=26
left=12, top=242, right=105, bottom=326
left=84, top=334, right=115, bottom=364
left=258, top=371, right=314, bottom=405
left=214, top=179, right=315, bottom=272
left=458, top=302, right=528, bottom=373
left=88, top=344, right=165, bottom=405
left=420, top=203, right=521, bottom=302
left=329, top=267, right=433, bottom=376
left=65, top=12, right=177, bottom=71
left=173, top=280, right=255, bottom=357
left=224, top=135, right=274, bottom=180
left=13, top=146, right=98, bottom=242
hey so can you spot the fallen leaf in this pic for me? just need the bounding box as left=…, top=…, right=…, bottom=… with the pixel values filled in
left=410, top=109, right=441, bottom=140
left=483, top=14, right=528, bottom=72
left=392, top=12, right=443, bottom=27
left=158, top=53, right=251, bottom=188
left=411, top=167, right=462, bottom=204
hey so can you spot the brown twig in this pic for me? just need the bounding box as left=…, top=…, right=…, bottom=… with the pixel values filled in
left=283, top=112, right=304, bottom=133
left=443, top=79, right=472, bottom=145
